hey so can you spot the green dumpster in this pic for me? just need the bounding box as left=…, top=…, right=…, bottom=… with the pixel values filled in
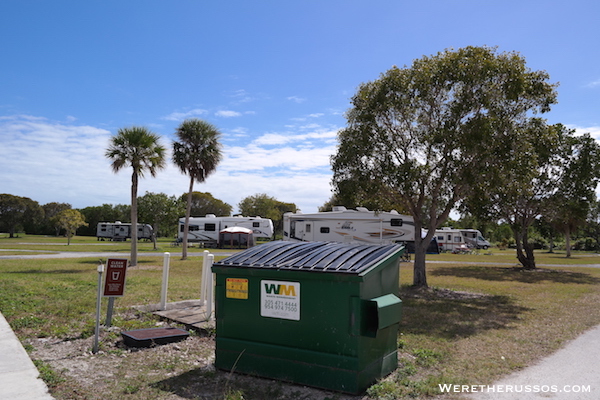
left=211, top=240, right=404, bottom=394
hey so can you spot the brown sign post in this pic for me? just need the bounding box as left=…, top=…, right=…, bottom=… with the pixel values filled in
left=104, top=258, right=128, bottom=297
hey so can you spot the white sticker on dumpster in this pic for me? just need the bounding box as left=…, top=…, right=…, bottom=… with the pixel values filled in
left=260, top=280, right=300, bottom=321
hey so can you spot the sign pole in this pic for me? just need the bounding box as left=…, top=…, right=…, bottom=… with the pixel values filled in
left=105, top=297, right=115, bottom=327
left=93, top=262, right=104, bottom=354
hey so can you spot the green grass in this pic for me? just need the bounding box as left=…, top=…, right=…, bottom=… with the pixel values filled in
left=0, top=234, right=234, bottom=254
left=2, top=237, right=600, bottom=399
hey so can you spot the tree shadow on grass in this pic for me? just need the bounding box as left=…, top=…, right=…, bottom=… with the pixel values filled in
left=430, top=265, right=600, bottom=285
left=399, top=287, right=530, bottom=340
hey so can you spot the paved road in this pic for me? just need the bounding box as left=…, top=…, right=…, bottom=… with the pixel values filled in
left=466, top=324, right=600, bottom=400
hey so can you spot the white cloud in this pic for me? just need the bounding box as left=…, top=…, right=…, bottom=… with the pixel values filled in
left=586, top=80, right=600, bottom=88
left=0, top=115, right=337, bottom=213
left=162, top=108, right=208, bottom=121
left=567, top=124, right=600, bottom=139
left=287, top=96, right=306, bottom=103
left=215, top=110, right=242, bottom=118
left=253, top=129, right=337, bottom=146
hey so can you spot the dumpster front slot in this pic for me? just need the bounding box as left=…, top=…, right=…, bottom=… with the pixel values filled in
left=351, top=294, right=402, bottom=337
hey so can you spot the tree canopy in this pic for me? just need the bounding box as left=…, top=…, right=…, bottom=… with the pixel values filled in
left=56, top=209, right=88, bottom=245
left=179, top=191, right=232, bottom=217
left=106, top=126, right=166, bottom=266
left=331, top=46, right=557, bottom=286
left=238, top=193, right=296, bottom=238
left=172, top=118, right=223, bottom=259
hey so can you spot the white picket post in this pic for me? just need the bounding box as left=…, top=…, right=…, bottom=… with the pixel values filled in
left=159, top=252, right=170, bottom=311
left=205, top=253, right=214, bottom=321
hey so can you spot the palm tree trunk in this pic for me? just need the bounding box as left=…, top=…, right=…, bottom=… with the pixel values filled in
left=181, top=177, right=194, bottom=260
left=131, top=170, right=138, bottom=267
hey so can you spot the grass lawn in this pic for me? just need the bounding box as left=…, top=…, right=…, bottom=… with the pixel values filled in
left=1, top=236, right=600, bottom=399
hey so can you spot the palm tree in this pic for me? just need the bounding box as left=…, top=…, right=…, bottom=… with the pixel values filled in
left=173, top=119, right=223, bottom=259
left=106, top=126, right=166, bottom=267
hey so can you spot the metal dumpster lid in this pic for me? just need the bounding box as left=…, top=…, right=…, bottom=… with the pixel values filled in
left=212, top=241, right=404, bottom=274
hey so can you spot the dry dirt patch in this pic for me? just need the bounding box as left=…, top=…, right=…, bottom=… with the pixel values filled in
left=27, top=327, right=366, bottom=400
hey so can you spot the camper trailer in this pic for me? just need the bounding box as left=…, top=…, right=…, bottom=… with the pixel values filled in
left=434, top=228, right=491, bottom=251
left=283, top=206, right=439, bottom=253
left=96, top=222, right=153, bottom=241
left=178, top=215, right=274, bottom=246
left=283, top=206, right=415, bottom=244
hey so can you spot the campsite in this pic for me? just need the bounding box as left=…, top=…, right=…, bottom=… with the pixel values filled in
left=2, top=234, right=600, bottom=399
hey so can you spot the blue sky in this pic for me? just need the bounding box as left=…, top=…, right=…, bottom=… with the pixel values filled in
left=1, top=1, right=599, bottom=214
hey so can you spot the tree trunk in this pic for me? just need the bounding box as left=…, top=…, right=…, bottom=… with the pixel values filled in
left=412, top=220, right=429, bottom=288
left=152, top=223, right=158, bottom=251
left=181, top=178, right=194, bottom=260
left=513, top=225, right=536, bottom=269
left=130, top=170, right=138, bottom=267
left=565, top=228, right=572, bottom=258
left=412, top=244, right=428, bottom=287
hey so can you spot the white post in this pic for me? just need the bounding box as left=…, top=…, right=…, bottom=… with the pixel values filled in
left=200, top=250, right=209, bottom=306
left=205, top=253, right=214, bottom=321
left=159, top=252, right=170, bottom=311
left=93, top=263, right=104, bottom=354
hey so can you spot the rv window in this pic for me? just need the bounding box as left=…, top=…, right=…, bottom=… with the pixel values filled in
left=454, top=236, right=462, bottom=242
left=252, top=222, right=260, bottom=228
left=437, top=236, right=443, bottom=241
left=447, top=235, right=452, bottom=241
left=390, top=219, right=403, bottom=226
left=205, top=223, right=216, bottom=231
left=320, top=227, right=330, bottom=233
left=306, top=224, right=311, bottom=233
left=188, top=225, right=199, bottom=232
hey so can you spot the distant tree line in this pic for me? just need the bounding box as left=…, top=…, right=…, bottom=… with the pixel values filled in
left=0, top=191, right=296, bottom=239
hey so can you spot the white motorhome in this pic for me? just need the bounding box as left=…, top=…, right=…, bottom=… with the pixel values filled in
left=96, top=222, right=153, bottom=241
left=434, top=228, right=491, bottom=251
left=283, top=206, right=415, bottom=245
left=178, top=215, right=274, bottom=245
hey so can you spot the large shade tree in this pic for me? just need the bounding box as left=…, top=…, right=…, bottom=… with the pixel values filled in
left=331, top=46, right=557, bottom=287
left=179, top=191, right=232, bottom=217
left=466, top=120, right=567, bottom=269
left=106, top=127, right=166, bottom=266
left=238, top=193, right=296, bottom=238
left=173, top=119, right=223, bottom=259
left=138, top=191, right=185, bottom=248
left=546, top=132, right=600, bottom=258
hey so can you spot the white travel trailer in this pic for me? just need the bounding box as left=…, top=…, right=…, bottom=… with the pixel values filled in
left=96, top=222, right=153, bottom=241
left=283, top=206, right=415, bottom=245
left=434, top=228, right=491, bottom=251
left=178, top=215, right=274, bottom=246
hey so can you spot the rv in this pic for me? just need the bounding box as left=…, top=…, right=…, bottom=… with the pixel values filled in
left=178, top=215, right=274, bottom=246
left=283, top=206, right=415, bottom=244
left=96, top=222, right=153, bottom=241
left=434, top=228, right=491, bottom=251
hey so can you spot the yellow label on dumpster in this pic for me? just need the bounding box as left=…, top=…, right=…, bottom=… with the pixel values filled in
left=226, top=278, right=248, bottom=299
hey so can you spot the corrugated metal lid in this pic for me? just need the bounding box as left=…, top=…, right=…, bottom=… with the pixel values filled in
left=212, top=241, right=404, bottom=274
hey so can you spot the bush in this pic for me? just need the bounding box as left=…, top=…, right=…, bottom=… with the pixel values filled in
left=573, top=237, right=598, bottom=251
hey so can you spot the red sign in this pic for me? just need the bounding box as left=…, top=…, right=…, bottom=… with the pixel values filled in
left=103, top=258, right=128, bottom=297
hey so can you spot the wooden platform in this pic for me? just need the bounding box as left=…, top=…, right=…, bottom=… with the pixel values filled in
left=134, top=300, right=215, bottom=333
